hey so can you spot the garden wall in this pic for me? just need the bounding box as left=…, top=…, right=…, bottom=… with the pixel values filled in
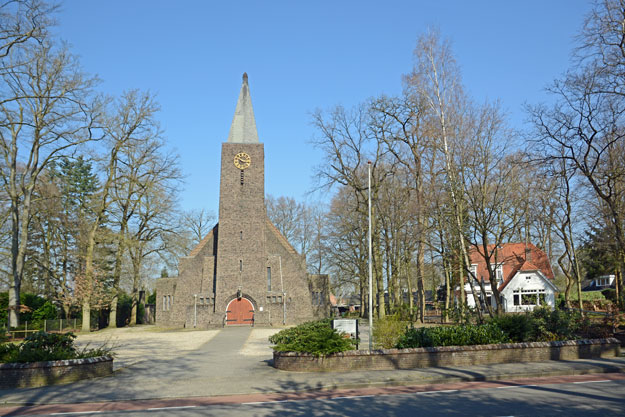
left=0, top=356, right=113, bottom=389
left=273, top=338, right=620, bottom=372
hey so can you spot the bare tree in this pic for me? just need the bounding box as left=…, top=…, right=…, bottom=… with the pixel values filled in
left=180, top=208, right=215, bottom=248
left=79, top=90, right=159, bottom=331
left=0, top=38, right=99, bottom=327
left=404, top=29, right=473, bottom=317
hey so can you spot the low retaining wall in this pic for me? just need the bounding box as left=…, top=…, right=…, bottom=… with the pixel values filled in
left=273, top=338, right=621, bottom=372
left=0, top=356, right=113, bottom=389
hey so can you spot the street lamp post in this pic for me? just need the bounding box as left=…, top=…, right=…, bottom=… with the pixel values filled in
left=193, top=294, right=197, bottom=328
left=368, top=161, right=373, bottom=352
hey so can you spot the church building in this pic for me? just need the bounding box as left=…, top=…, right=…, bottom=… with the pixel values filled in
left=156, top=74, right=329, bottom=327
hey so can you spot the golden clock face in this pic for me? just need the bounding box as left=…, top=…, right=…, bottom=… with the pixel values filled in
left=234, top=152, right=251, bottom=170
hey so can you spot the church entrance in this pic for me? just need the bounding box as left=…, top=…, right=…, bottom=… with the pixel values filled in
left=226, top=298, right=254, bottom=325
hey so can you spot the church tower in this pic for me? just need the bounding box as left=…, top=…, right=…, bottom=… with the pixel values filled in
left=215, top=73, right=268, bottom=324
left=155, top=74, right=329, bottom=327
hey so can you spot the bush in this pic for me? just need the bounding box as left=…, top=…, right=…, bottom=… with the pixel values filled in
left=14, top=331, right=77, bottom=363
left=269, top=319, right=356, bottom=357
left=396, top=323, right=510, bottom=349
left=529, top=307, right=587, bottom=342
left=373, top=315, right=408, bottom=349
left=32, top=301, right=58, bottom=323
left=0, top=343, right=19, bottom=363
left=602, top=289, right=617, bottom=302
left=0, top=331, right=114, bottom=363
left=488, top=314, right=534, bottom=343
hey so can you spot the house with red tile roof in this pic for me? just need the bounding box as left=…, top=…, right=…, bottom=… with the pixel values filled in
left=465, top=243, right=558, bottom=313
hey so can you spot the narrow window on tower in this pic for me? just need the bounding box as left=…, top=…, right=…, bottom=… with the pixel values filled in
left=240, top=231, right=243, bottom=240
left=239, top=260, right=242, bottom=272
left=267, top=267, right=272, bottom=291
left=240, top=170, right=244, bottom=185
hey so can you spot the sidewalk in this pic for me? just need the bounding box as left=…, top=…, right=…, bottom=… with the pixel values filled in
left=1, top=326, right=624, bottom=406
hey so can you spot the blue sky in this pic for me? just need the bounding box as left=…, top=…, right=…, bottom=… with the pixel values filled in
left=55, top=0, right=592, bottom=215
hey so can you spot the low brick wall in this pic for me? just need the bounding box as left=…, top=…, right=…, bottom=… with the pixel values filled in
left=0, top=356, right=113, bottom=389
left=273, top=338, right=621, bottom=372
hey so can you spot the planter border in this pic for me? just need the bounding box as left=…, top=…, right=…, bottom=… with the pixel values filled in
left=273, top=338, right=621, bottom=372
left=0, top=355, right=113, bottom=389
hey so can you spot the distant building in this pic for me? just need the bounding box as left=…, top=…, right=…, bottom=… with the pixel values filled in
left=464, top=243, right=558, bottom=312
left=156, top=74, right=329, bottom=328
left=582, top=275, right=616, bottom=292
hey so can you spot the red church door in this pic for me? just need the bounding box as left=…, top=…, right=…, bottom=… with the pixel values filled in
left=226, top=298, right=254, bottom=325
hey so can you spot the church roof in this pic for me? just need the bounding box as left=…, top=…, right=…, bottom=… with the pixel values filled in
left=227, top=73, right=260, bottom=144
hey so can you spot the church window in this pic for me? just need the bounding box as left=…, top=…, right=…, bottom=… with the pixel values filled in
left=267, top=267, right=272, bottom=291
left=240, top=260, right=242, bottom=272
left=240, top=231, right=243, bottom=240
left=162, top=296, right=166, bottom=311
left=240, top=170, right=244, bottom=185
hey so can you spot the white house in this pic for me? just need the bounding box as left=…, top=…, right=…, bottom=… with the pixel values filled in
left=582, top=274, right=616, bottom=291
left=464, top=243, right=559, bottom=313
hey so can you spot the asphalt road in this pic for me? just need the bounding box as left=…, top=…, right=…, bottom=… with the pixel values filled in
left=3, top=374, right=625, bottom=417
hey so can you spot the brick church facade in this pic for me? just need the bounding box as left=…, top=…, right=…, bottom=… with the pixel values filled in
left=155, top=74, right=329, bottom=327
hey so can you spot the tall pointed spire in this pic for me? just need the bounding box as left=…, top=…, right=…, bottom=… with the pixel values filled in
left=227, top=72, right=260, bottom=143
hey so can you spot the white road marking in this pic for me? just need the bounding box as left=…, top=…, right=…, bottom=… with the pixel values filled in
left=147, top=406, right=197, bottom=410
left=341, top=395, right=376, bottom=398
left=573, top=380, right=611, bottom=384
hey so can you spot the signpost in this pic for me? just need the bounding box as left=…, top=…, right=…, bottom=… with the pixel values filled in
left=332, top=318, right=359, bottom=349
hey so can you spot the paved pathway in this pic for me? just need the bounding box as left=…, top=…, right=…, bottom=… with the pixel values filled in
left=1, top=326, right=624, bottom=406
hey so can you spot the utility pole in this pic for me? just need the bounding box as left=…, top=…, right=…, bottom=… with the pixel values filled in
left=368, top=161, right=373, bottom=352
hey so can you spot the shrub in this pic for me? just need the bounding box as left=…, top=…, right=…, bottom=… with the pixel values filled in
left=0, top=343, right=19, bottom=363
left=32, top=301, right=58, bottom=323
left=529, top=307, right=587, bottom=342
left=488, top=314, right=534, bottom=342
left=15, top=331, right=77, bottom=363
left=396, top=323, right=510, bottom=349
left=373, top=315, right=408, bottom=349
left=269, top=319, right=356, bottom=357
left=0, top=331, right=114, bottom=363
left=602, top=289, right=617, bottom=302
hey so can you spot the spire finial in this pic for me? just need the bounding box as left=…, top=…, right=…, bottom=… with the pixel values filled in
left=242, top=72, right=248, bottom=83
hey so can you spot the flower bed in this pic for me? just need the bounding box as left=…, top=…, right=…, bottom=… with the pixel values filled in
left=0, top=356, right=113, bottom=388
left=273, top=338, right=621, bottom=372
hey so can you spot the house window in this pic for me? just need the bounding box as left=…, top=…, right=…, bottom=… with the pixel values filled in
left=469, top=265, right=477, bottom=279
left=277, top=296, right=282, bottom=303
left=513, top=289, right=547, bottom=306
left=267, top=267, right=272, bottom=291
left=496, top=265, right=503, bottom=284
left=272, top=296, right=277, bottom=303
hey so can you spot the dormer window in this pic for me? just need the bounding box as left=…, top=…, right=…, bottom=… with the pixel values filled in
left=496, top=265, right=503, bottom=284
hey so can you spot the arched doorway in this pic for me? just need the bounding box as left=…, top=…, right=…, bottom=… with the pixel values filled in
left=226, top=298, right=254, bottom=325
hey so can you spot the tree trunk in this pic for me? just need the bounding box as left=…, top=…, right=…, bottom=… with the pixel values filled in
left=109, top=294, right=118, bottom=328
left=417, top=244, right=425, bottom=323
